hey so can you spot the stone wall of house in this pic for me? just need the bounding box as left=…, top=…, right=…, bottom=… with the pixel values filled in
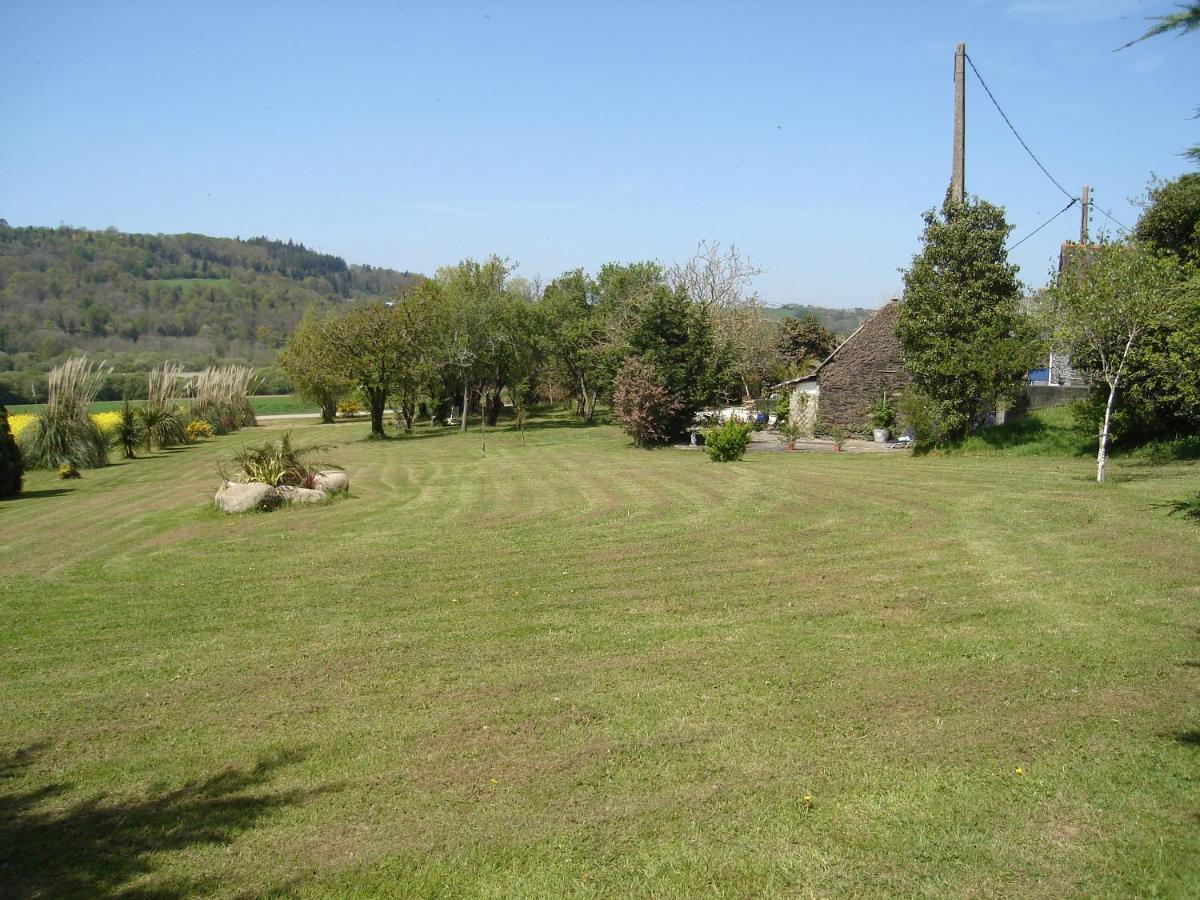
left=788, top=382, right=819, bottom=437
left=816, top=300, right=912, bottom=427
left=1048, top=351, right=1087, bottom=387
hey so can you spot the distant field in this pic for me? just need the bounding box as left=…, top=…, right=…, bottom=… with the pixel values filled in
left=1, top=409, right=1197, bottom=896
left=6, top=394, right=317, bottom=416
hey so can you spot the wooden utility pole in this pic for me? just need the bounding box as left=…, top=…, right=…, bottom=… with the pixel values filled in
left=951, top=42, right=966, bottom=205
left=1079, top=185, right=1090, bottom=243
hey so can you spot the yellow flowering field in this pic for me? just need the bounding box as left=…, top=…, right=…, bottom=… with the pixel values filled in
left=8, top=411, right=122, bottom=438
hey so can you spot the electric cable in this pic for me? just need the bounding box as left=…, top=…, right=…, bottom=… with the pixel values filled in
left=964, top=53, right=1078, bottom=204
left=1007, top=198, right=1079, bottom=251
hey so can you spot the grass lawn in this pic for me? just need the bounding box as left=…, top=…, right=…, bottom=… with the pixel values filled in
left=7, top=394, right=317, bottom=416
left=2, top=411, right=1198, bottom=897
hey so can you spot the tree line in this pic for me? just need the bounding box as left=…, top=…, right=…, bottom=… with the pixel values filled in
left=281, top=243, right=837, bottom=441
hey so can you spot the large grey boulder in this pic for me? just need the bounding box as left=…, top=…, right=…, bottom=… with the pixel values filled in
left=215, top=481, right=279, bottom=513
left=312, top=470, right=349, bottom=495
left=277, top=485, right=327, bottom=504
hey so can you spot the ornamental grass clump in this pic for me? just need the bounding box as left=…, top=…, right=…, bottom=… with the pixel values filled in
left=19, top=356, right=111, bottom=470
left=228, top=431, right=335, bottom=488
left=138, top=363, right=189, bottom=450
left=193, top=365, right=260, bottom=434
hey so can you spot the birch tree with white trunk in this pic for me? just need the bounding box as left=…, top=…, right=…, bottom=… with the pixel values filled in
left=1041, top=239, right=1184, bottom=483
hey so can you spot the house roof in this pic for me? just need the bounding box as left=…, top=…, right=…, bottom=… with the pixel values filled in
left=775, top=299, right=900, bottom=388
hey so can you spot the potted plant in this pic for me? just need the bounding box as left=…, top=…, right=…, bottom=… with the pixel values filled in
left=829, top=423, right=849, bottom=452
left=869, top=393, right=896, bottom=443
left=779, top=420, right=803, bottom=451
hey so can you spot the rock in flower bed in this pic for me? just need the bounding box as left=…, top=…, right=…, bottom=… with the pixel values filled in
left=214, top=433, right=347, bottom=513
left=215, top=480, right=281, bottom=513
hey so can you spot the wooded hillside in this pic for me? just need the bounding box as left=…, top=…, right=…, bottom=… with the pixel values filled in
left=0, top=225, right=419, bottom=402
left=762, top=303, right=874, bottom=337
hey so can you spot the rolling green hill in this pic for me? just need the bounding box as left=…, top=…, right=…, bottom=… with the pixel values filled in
left=0, top=225, right=420, bottom=402
left=763, top=303, right=875, bottom=337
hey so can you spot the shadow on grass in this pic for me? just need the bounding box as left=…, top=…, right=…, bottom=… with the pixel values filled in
left=1, top=488, right=75, bottom=501
left=518, top=414, right=604, bottom=432
left=0, top=744, right=337, bottom=898
left=357, top=429, right=447, bottom=443
left=1152, top=494, right=1200, bottom=520
left=1176, top=730, right=1200, bottom=748
left=355, top=409, right=604, bottom=443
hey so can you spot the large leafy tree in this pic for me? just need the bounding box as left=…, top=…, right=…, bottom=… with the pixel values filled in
left=1041, top=240, right=1188, bottom=483
left=896, top=196, right=1037, bottom=442
left=1088, top=173, right=1200, bottom=448
left=1135, top=173, right=1200, bottom=264
left=322, top=304, right=423, bottom=438
left=538, top=270, right=606, bottom=422
left=278, top=308, right=353, bottom=424
left=430, top=256, right=514, bottom=431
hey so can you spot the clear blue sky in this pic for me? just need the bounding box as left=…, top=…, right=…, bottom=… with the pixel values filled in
left=1, top=1, right=1196, bottom=307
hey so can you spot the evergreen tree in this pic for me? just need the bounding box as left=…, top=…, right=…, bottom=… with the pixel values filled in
left=624, top=285, right=719, bottom=439
left=896, top=196, right=1037, bottom=442
left=0, top=405, right=24, bottom=499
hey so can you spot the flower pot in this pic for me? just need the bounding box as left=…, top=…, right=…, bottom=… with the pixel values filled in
left=833, top=442, right=844, bottom=453
left=785, top=440, right=796, bottom=451
left=873, top=427, right=890, bottom=444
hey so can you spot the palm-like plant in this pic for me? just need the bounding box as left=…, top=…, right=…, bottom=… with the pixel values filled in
left=136, top=403, right=183, bottom=452
left=110, top=400, right=145, bottom=459
left=228, top=432, right=335, bottom=487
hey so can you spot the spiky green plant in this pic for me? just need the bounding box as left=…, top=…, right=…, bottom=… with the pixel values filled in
left=0, top=405, right=24, bottom=498
left=227, top=432, right=335, bottom=487
left=136, top=403, right=184, bottom=452
left=19, top=357, right=111, bottom=470
left=110, top=400, right=145, bottom=459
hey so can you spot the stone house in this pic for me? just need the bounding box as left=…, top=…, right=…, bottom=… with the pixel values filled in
left=778, top=299, right=912, bottom=435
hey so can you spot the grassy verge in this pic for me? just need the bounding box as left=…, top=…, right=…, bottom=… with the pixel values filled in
left=938, top=404, right=1199, bottom=462
left=1, top=412, right=1198, bottom=896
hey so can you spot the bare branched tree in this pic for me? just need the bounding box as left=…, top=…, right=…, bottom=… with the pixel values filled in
left=669, top=241, right=768, bottom=400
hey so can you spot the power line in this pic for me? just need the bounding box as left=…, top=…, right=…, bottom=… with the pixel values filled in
left=1007, top=198, right=1078, bottom=251
left=964, top=53, right=1077, bottom=204
left=1093, top=204, right=1132, bottom=234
